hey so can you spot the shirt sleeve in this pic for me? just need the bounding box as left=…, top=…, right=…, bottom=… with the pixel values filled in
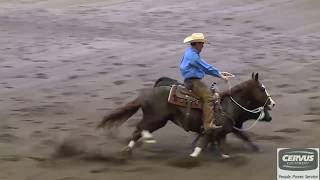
left=189, top=52, right=222, bottom=78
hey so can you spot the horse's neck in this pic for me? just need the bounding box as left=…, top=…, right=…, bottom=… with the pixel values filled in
left=221, top=84, right=251, bottom=125
left=222, top=92, right=245, bottom=117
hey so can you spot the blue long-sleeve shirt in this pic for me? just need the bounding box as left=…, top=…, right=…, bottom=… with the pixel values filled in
left=180, top=47, right=221, bottom=80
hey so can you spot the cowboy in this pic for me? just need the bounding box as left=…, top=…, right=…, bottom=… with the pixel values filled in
left=180, top=33, right=233, bottom=132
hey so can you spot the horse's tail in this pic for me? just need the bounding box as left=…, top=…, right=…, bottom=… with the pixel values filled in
left=97, top=96, right=142, bottom=129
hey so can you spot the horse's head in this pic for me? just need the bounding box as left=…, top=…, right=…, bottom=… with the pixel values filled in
left=245, top=73, right=276, bottom=122
left=248, top=73, right=276, bottom=110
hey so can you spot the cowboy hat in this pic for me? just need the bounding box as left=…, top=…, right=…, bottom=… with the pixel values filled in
left=183, top=33, right=208, bottom=44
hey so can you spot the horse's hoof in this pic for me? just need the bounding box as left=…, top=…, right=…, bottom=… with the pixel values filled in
left=143, top=138, right=157, bottom=144
left=121, top=147, right=132, bottom=157
left=250, top=144, right=260, bottom=152
left=221, top=154, right=231, bottom=159
left=189, top=155, right=198, bottom=158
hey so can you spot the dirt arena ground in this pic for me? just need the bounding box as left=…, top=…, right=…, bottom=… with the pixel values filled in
left=0, top=0, right=319, bottom=179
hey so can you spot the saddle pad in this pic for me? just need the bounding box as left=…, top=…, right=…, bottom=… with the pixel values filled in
left=168, top=85, right=202, bottom=109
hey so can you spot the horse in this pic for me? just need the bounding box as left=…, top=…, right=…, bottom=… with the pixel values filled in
left=97, top=73, right=276, bottom=158
left=153, top=75, right=273, bottom=151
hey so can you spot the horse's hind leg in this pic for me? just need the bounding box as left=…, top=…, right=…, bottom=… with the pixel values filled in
left=138, top=114, right=168, bottom=144
left=122, top=116, right=168, bottom=154
left=141, top=129, right=157, bottom=144
left=122, top=128, right=142, bottom=155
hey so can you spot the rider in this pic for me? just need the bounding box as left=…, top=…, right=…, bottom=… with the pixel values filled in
left=180, top=33, right=233, bottom=132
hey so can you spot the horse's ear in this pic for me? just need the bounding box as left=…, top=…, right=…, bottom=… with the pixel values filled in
left=255, top=73, right=259, bottom=81
left=252, top=72, right=255, bottom=80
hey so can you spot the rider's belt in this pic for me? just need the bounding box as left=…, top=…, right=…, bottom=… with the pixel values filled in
left=184, top=77, right=201, bottom=81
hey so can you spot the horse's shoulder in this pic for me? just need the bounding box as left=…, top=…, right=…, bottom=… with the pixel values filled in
left=220, top=91, right=231, bottom=101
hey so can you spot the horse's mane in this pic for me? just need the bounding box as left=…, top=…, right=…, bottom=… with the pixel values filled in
left=220, top=80, right=251, bottom=100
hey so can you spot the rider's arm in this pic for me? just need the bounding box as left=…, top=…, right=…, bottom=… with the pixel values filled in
left=190, top=52, right=222, bottom=78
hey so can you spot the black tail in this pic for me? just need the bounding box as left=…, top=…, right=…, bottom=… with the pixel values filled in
left=97, top=96, right=141, bottom=129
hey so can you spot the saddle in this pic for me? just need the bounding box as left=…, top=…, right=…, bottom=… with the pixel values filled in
left=168, top=85, right=202, bottom=109
left=167, top=84, right=223, bottom=132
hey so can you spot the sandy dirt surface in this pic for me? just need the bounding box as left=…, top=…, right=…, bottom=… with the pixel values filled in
left=0, top=0, right=319, bottom=179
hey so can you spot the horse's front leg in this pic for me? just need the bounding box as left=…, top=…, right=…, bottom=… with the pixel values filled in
left=232, top=127, right=260, bottom=152
left=216, top=135, right=231, bottom=158
left=190, top=130, right=225, bottom=158
left=189, top=134, right=210, bottom=158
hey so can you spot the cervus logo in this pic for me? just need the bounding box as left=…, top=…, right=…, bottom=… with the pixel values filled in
left=277, top=148, right=319, bottom=180
left=279, top=148, right=318, bottom=171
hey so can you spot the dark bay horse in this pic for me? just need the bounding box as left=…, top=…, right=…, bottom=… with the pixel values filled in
left=97, top=73, right=276, bottom=158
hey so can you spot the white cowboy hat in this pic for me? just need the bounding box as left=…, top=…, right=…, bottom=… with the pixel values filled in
left=183, top=33, right=208, bottom=44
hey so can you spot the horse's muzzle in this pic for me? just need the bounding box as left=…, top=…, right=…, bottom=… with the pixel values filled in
left=262, top=109, right=272, bottom=122
left=267, top=97, right=276, bottom=110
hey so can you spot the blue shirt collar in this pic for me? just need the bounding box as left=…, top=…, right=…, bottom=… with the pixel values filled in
left=189, top=47, right=200, bottom=54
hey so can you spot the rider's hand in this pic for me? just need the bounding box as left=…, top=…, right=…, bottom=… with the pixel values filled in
left=221, top=72, right=235, bottom=77
left=220, top=72, right=235, bottom=82
left=221, top=75, right=229, bottom=82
